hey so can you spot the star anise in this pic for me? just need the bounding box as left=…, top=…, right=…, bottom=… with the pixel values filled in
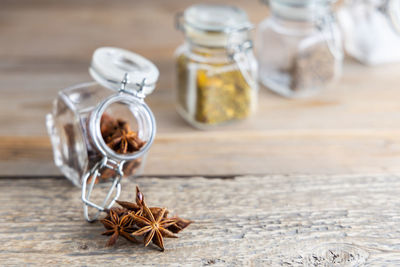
left=100, top=114, right=145, bottom=154
left=100, top=208, right=137, bottom=246
left=166, top=217, right=193, bottom=234
left=99, top=186, right=193, bottom=251
left=116, top=186, right=145, bottom=215
left=100, top=113, right=119, bottom=141
left=117, top=186, right=191, bottom=233
left=130, top=205, right=178, bottom=251
left=103, top=207, right=128, bottom=218
left=117, top=186, right=169, bottom=218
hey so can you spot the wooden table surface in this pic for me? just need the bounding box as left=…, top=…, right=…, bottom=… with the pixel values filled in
left=1, top=0, right=400, bottom=265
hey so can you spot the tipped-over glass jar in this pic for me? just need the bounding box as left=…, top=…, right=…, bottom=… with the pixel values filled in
left=256, top=0, right=343, bottom=98
left=175, top=4, right=258, bottom=129
left=338, top=0, right=400, bottom=65
left=46, top=47, right=158, bottom=221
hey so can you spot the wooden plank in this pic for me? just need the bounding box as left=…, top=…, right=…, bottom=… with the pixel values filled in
left=0, top=0, right=266, bottom=61
left=1, top=175, right=400, bottom=265
left=2, top=60, right=400, bottom=136
left=2, top=129, right=400, bottom=176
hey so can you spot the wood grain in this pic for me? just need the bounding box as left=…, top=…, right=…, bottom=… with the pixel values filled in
left=1, top=174, right=400, bottom=265
left=1, top=0, right=400, bottom=176
left=3, top=129, right=400, bottom=176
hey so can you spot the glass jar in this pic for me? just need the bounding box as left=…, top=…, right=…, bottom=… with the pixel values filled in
left=46, top=47, right=158, bottom=221
left=338, top=0, right=400, bottom=65
left=175, top=4, right=258, bottom=128
left=256, top=0, right=343, bottom=98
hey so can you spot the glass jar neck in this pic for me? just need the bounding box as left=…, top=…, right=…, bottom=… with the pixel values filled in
left=187, top=43, right=228, bottom=54
left=183, top=42, right=232, bottom=64
left=184, top=41, right=255, bottom=65
left=182, top=22, right=251, bottom=48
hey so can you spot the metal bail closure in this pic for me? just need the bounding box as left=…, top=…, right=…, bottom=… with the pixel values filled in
left=387, top=0, right=400, bottom=34
left=82, top=74, right=157, bottom=222
left=315, top=9, right=343, bottom=60
left=81, top=157, right=125, bottom=222
left=227, top=32, right=258, bottom=92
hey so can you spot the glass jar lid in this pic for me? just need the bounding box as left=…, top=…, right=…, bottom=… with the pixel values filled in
left=262, top=0, right=335, bottom=6
left=177, top=4, right=252, bottom=47
left=90, top=47, right=159, bottom=96
left=183, top=4, right=250, bottom=32
left=264, top=0, right=336, bottom=21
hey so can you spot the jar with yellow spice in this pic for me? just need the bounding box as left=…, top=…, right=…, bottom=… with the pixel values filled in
left=175, top=4, right=258, bottom=128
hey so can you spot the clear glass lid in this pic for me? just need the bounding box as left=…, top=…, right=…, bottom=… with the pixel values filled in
left=177, top=4, right=252, bottom=47
left=183, top=4, right=251, bottom=33
left=262, top=0, right=336, bottom=21
left=262, top=0, right=335, bottom=6
left=89, top=47, right=159, bottom=96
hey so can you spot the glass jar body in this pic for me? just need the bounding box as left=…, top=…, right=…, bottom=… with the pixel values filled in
left=175, top=43, right=258, bottom=128
left=46, top=82, right=145, bottom=187
left=256, top=9, right=343, bottom=98
left=338, top=0, right=400, bottom=65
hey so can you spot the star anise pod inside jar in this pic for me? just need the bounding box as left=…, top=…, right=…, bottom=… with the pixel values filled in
left=100, top=113, right=146, bottom=154
left=87, top=114, right=146, bottom=182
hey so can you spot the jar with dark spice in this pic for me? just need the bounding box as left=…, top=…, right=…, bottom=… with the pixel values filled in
left=175, top=4, right=258, bottom=128
left=256, top=0, right=343, bottom=98
left=46, top=47, right=158, bottom=221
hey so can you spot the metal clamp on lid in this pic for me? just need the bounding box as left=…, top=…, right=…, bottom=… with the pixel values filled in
left=82, top=74, right=157, bottom=222
left=386, top=0, right=400, bottom=34
left=227, top=39, right=258, bottom=93
left=90, top=74, right=156, bottom=162
left=81, top=157, right=124, bottom=222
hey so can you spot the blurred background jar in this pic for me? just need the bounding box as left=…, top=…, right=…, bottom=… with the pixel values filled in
left=256, top=0, right=343, bottom=98
left=338, top=0, right=400, bottom=65
left=175, top=4, right=258, bottom=129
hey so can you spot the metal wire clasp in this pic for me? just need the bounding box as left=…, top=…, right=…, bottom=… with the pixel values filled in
left=315, top=8, right=343, bottom=60
left=381, top=0, right=400, bottom=35
left=227, top=38, right=258, bottom=93
left=81, top=157, right=125, bottom=222
left=118, top=73, right=147, bottom=99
